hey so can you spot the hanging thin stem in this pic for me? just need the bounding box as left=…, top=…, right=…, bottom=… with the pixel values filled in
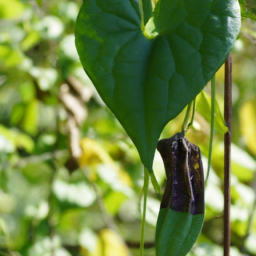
left=187, top=98, right=196, bottom=130
left=138, top=0, right=145, bottom=29
left=206, top=75, right=215, bottom=181
left=139, top=167, right=149, bottom=256
left=182, top=102, right=192, bottom=134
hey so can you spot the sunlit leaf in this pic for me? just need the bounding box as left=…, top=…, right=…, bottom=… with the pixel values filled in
left=28, top=236, right=72, bottom=256
left=0, top=0, right=25, bottom=19
left=196, top=90, right=228, bottom=134
left=0, top=45, right=24, bottom=67
left=79, top=138, right=133, bottom=186
left=104, top=191, right=128, bottom=215
left=53, top=180, right=96, bottom=207
left=79, top=228, right=98, bottom=253
left=85, top=229, right=130, bottom=256
left=21, top=31, right=41, bottom=51
left=0, top=193, right=16, bottom=213
left=140, top=196, right=159, bottom=227
left=239, top=97, right=256, bottom=156
left=245, top=234, right=256, bottom=254
left=212, top=142, right=256, bottom=181
left=0, top=124, right=34, bottom=152
left=29, top=67, right=58, bottom=91
left=34, top=15, right=64, bottom=39
left=22, top=99, right=38, bottom=136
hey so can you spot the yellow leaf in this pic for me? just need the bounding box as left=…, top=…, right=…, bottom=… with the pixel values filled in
left=79, top=138, right=113, bottom=166
left=81, top=229, right=129, bottom=256
left=79, top=138, right=132, bottom=186
left=239, top=98, right=256, bottom=156
left=196, top=90, right=228, bottom=134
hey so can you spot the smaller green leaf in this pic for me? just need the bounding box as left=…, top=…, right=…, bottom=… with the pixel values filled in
left=196, top=90, right=228, bottom=134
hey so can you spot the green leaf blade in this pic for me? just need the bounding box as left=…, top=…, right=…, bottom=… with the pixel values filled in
left=75, top=0, right=240, bottom=186
left=155, top=210, right=204, bottom=256
left=197, top=90, right=228, bottom=134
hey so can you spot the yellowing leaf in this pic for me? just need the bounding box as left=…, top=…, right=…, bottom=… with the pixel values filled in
left=79, top=138, right=132, bottom=186
left=239, top=98, right=256, bottom=156
left=86, top=229, right=129, bottom=256
left=197, top=90, right=228, bottom=135
left=212, top=142, right=256, bottom=182
left=79, top=138, right=113, bottom=166
left=0, top=0, right=25, bottom=19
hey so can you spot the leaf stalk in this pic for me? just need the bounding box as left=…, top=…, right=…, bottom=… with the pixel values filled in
left=206, top=75, right=215, bottom=181
left=140, top=167, right=149, bottom=256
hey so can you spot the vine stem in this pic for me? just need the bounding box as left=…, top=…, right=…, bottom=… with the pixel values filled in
left=187, top=98, right=196, bottom=130
left=182, top=102, right=192, bottom=133
left=138, top=0, right=145, bottom=29
left=206, top=75, right=215, bottom=181
left=224, top=53, right=232, bottom=256
left=140, top=167, right=149, bottom=256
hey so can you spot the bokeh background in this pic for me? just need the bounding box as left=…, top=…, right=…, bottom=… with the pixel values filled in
left=0, top=0, right=256, bottom=255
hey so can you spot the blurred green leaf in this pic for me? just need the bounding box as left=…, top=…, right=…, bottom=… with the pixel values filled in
left=104, top=191, right=128, bottom=215
left=0, top=44, right=24, bottom=67
left=29, top=67, right=58, bottom=91
left=141, top=197, right=159, bottom=227
left=196, top=90, right=228, bottom=134
left=212, top=142, right=256, bottom=181
left=245, top=234, right=256, bottom=254
left=21, top=31, right=41, bottom=51
left=0, top=0, right=25, bottom=19
left=28, top=236, right=72, bottom=256
left=34, top=15, right=64, bottom=39
left=239, top=97, right=256, bottom=156
left=0, top=124, right=34, bottom=152
left=22, top=99, right=38, bottom=136
left=239, top=0, right=256, bottom=20
left=0, top=192, right=16, bottom=213
left=53, top=180, right=96, bottom=207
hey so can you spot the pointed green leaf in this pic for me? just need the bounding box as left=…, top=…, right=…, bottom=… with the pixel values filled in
left=75, top=0, right=240, bottom=185
left=196, top=90, right=228, bottom=134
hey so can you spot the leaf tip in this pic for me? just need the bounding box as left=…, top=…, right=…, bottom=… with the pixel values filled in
left=150, top=172, right=160, bottom=193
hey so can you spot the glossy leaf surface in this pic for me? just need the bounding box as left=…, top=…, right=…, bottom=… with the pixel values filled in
left=75, top=0, right=241, bottom=187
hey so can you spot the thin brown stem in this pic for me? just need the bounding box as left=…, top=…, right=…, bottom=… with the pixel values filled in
left=224, top=53, right=232, bottom=256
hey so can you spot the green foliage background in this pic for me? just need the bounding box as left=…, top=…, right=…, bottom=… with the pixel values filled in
left=0, top=0, right=256, bottom=256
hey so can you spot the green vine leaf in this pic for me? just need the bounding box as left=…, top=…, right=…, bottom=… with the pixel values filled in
left=197, top=90, right=228, bottom=135
left=75, top=0, right=240, bottom=190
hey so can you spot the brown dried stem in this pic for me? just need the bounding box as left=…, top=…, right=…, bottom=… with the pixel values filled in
left=224, top=53, right=232, bottom=256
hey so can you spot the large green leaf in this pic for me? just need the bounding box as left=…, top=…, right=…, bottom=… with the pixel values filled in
left=75, top=0, right=240, bottom=189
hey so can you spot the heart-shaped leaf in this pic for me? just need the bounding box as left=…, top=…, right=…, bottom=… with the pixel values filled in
left=75, top=0, right=240, bottom=189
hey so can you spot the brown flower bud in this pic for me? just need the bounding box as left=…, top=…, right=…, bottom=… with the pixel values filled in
left=157, top=132, right=204, bottom=215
